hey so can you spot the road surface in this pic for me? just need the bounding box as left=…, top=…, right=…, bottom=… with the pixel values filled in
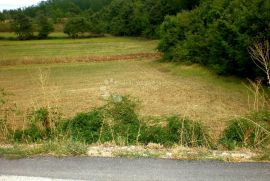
left=0, top=157, right=269, bottom=181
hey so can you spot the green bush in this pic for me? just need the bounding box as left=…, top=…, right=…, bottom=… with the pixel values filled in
left=62, top=109, right=104, bottom=144
left=13, top=124, right=43, bottom=142
left=140, top=116, right=212, bottom=147
left=12, top=107, right=58, bottom=143
left=220, top=117, right=270, bottom=150
left=140, top=124, right=170, bottom=145
left=104, top=95, right=141, bottom=145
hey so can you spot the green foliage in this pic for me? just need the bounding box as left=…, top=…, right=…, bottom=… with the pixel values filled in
left=0, top=12, right=6, bottom=22
left=64, top=17, right=91, bottom=38
left=140, top=116, right=212, bottom=147
left=140, top=124, right=169, bottom=145
left=13, top=124, right=43, bottom=143
left=12, top=107, right=57, bottom=143
left=159, top=0, right=270, bottom=78
left=103, top=95, right=141, bottom=145
left=2, top=0, right=200, bottom=38
left=62, top=110, right=103, bottom=144
left=37, top=15, right=54, bottom=39
left=11, top=12, right=33, bottom=40
left=220, top=116, right=270, bottom=150
left=28, top=107, right=50, bottom=128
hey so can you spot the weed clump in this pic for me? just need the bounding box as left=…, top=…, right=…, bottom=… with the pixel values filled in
left=13, top=107, right=59, bottom=142
left=220, top=113, right=270, bottom=150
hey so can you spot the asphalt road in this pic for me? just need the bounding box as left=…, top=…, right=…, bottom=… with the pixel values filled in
left=0, top=157, right=269, bottom=181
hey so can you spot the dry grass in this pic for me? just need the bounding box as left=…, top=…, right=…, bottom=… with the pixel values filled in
left=0, top=59, right=250, bottom=136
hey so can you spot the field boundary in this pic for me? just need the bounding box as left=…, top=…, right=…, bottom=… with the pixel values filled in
left=0, top=52, right=162, bottom=66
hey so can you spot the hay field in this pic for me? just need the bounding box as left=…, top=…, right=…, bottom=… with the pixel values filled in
left=0, top=35, right=250, bottom=135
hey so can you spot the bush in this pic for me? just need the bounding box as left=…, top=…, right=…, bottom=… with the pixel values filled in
left=140, top=116, right=213, bottom=147
left=220, top=117, right=270, bottom=150
left=140, top=123, right=170, bottom=145
left=62, top=109, right=104, bottom=144
left=12, top=107, right=58, bottom=143
left=13, top=124, right=43, bottom=142
left=103, top=95, right=141, bottom=145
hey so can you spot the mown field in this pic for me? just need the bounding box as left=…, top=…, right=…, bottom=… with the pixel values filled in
left=0, top=34, right=251, bottom=136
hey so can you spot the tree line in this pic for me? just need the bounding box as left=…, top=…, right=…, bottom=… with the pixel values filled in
left=1, top=0, right=199, bottom=38
left=158, top=0, right=270, bottom=77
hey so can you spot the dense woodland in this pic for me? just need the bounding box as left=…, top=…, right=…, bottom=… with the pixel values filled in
left=0, top=0, right=269, bottom=78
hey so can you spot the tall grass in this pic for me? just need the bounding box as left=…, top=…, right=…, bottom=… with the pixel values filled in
left=0, top=88, right=17, bottom=142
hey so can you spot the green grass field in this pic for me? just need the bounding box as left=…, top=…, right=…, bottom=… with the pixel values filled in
left=0, top=34, right=159, bottom=65
left=0, top=34, right=251, bottom=136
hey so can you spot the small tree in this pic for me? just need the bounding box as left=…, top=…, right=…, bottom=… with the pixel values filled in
left=64, top=17, right=90, bottom=38
left=11, top=13, right=33, bottom=40
left=249, top=40, right=270, bottom=86
left=37, top=15, right=54, bottom=39
left=0, top=12, right=5, bottom=22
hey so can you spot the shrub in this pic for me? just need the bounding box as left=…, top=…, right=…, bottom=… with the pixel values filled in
left=62, top=110, right=103, bottom=144
left=103, top=95, right=141, bottom=145
left=140, top=124, right=170, bottom=146
left=13, top=124, right=43, bottom=142
left=12, top=107, right=58, bottom=143
left=140, top=116, right=212, bottom=147
left=220, top=117, right=270, bottom=150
